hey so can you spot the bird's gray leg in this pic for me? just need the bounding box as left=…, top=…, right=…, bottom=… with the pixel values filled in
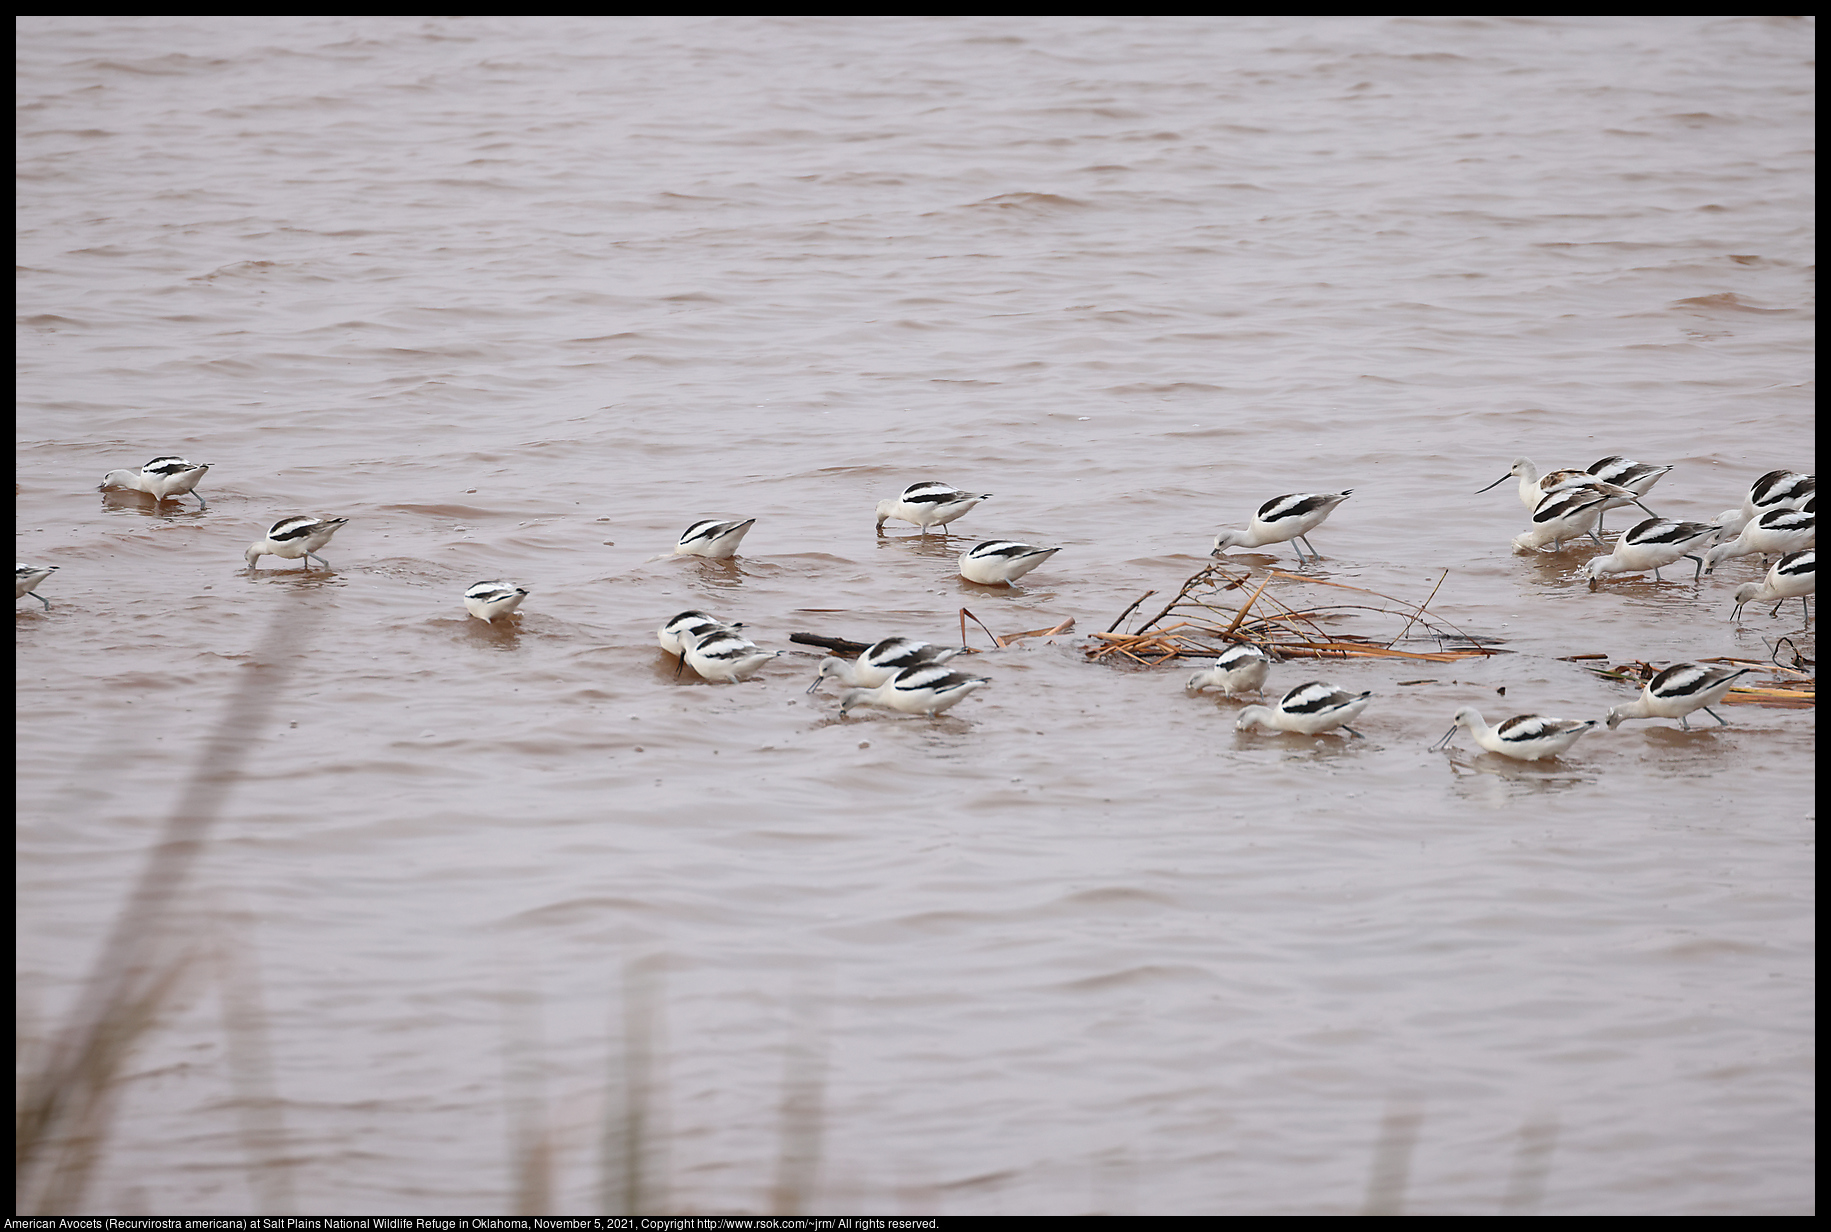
left=1704, top=706, right=1729, bottom=727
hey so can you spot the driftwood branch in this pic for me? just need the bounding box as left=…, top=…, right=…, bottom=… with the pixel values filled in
left=789, top=632, right=873, bottom=656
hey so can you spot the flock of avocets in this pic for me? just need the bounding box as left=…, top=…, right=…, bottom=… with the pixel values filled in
left=15, top=456, right=1816, bottom=760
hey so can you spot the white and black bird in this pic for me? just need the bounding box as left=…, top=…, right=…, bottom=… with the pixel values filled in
left=1731, top=549, right=1814, bottom=623
left=463, top=580, right=529, bottom=623
left=875, top=482, right=992, bottom=534
left=1432, top=709, right=1595, bottom=761
left=1586, top=455, right=1672, bottom=501
left=836, top=662, right=990, bottom=719
left=244, top=516, right=348, bottom=570
left=678, top=623, right=776, bottom=682
left=99, top=456, right=211, bottom=507
left=17, top=563, right=58, bottom=611
left=807, top=637, right=965, bottom=693
left=1703, top=507, right=1813, bottom=574
left=1478, top=459, right=1655, bottom=530
left=1211, top=491, right=1352, bottom=563
left=674, top=518, right=756, bottom=559
left=1185, top=643, right=1270, bottom=698
left=1579, top=517, right=1719, bottom=583
left=1512, top=487, right=1610, bottom=553
left=657, top=610, right=737, bottom=656
left=1606, top=663, right=1750, bottom=732
left=959, top=540, right=1061, bottom=586
left=657, top=609, right=742, bottom=676
left=1235, top=680, right=1372, bottom=737
left=1715, top=470, right=1815, bottom=537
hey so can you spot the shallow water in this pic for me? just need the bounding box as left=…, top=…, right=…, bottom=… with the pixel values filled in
left=16, top=16, right=1814, bottom=1215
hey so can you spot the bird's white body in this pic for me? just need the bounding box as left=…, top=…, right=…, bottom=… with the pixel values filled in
left=1434, top=708, right=1595, bottom=761
left=1715, top=470, right=1815, bottom=537
left=837, top=663, right=990, bottom=718
left=244, top=516, right=347, bottom=569
left=807, top=638, right=965, bottom=693
left=17, top=563, right=58, bottom=610
left=1731, top=549, right=1814, bottom=622
left=1703, top=508, right=1813, bottom=573
left=1512, top=488, right=1609, bottom=552
left=1236, top=680, right=1371, bottom=737
left=1606, top=663, right=1749, bottom=731
left=875, top=482, right=992, bottom=533
left=1211, top=491, right=1352, bottom=563
left=1579, top=517, right=1719, bottom=582
left=674, top=518, right=756, bottom=559
left=678, top=624, right=775, bottom=682
left=1185, top=643, right=1270, bottom=698
left=100, top=456, right=211, bottom=506
left=959, top=540, right=1061, bottom=586
left=463, top=580, right=529, bottom=623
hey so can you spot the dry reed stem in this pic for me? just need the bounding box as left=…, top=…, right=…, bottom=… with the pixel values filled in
left=959, top=607, right=1000, bottom=650
left=17, top=600, right=321, bottom=1214
left=1223, top=572, right=1278, bottom=635
left=1385, top=569, right=1448, bottom=649
left=995, top=616, right=1076, bottom=647
left=1105, top=589, right=1156, bottom=634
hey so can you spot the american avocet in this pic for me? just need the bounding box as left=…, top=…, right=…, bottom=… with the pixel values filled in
left=806, top=637, right=965, bottom=693
left=1210, top=491, right=1352, bottom=563
left=244, top=516, right=347, bottom=570
left=1477, top=459, right=1650, bottom=521
left=463, top=580, right=529, bottom=623
left=1579, top=517, right=1720, bottom=583
left=959, top=540, right=1061, bottom=586
left=1586, top=456, right=1672, bottom=534
left=675, top=518, right=755, bottom=559
left=1714, top=470, right=1816, bottom=537
left=678, top=624, right=776, bottom=682
left=1432, top=708, right=1595, bottom=760
left=1702, top=508, right=1814, bottom=574
left=1511, top=488, right=1610, bottom=553
left=1586, top=455, right=1672, bottom=500
left=657, top=610, right=737, bottom=655
left=1606, top=663, right=1750, bottom=731
left=1731, top=549, right=1814, bottom=623
left=16, top=563, right=58, bottom=610
left=837, top=662, right=990, bottom=719
left=1184, top=643, right=1270, bottom=698
left=1235, top=680, right=1371, bottom=737
left=657, top=610, right=742, bottom=676
left=875, top=482, right=992, bottom=534
left=100, top=456, right=211, bottom=507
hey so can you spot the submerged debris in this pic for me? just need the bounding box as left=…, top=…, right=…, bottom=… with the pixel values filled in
left=1088, top=563, right=1505, bottom=668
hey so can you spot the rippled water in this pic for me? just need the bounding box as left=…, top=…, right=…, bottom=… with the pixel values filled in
left=16, top=16, right=1813, bottom=1215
